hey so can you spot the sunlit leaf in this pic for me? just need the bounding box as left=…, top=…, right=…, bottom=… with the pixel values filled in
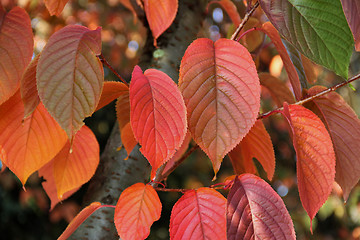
left=44, top=0, right=69, bottom=16
left=259, top=0, right=353, bottom=78
left=114, top=183, right=161, bottom=240
left=228, top=120, right=275, bottom=180
left=0, top=7, right=33, bottom=105
left=0, top=92, right=67, bottom=185
left=144, top=0, right=178, bottom=46
left=130, top=66, right=187, bottom=179
left=53, top=125, right=99, bottom=199
left=227, top=174, right=296, bottom=240
left=341, top=0, right=360, bottom=51
left=37, top=25, right=103, bottom=139
left=208, top=0, right=241, bottom=26
left=179, top=38, right=260, bottom=176
left=58, top=202, right=103, bottom=240
left=259, top=72, right=295, bottom=107
left=281, top=103, right=335, bottom=227
left=21, top=54, right=40, bottom=118
left=38, top=160, right=79, bottom=211
left=260, top=22, right=301, bottom=100
left=95, top=81, right=128, bottom=111
left=307, top=86, right=360, bottom=200
left=170, top=188, right=226, bottom=240
left=121, top=122, right=137, bottom=156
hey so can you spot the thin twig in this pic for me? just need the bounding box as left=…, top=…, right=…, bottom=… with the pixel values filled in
left=98, top=53, right=129, bottom=87
left=257, top=72, right=360, bottom=120
left=230, top=1, right=259, bottom=41
left=154, top=187, right=187, bottom=193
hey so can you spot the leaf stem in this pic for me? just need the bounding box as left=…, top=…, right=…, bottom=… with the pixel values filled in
left=257, top=72, right=360, bottom=120
left=230, top=1, right=259, bottom=41
left=98, top=54, right=129, bottom=87
left=236, top=27, right=257, bottom=42
left=154, top=187, right=187, bottom=193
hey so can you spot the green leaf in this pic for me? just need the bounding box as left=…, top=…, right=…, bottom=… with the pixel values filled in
left=260, top=0, right=354, bottom=79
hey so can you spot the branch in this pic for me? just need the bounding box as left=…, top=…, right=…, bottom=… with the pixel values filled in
left=230, top=1, right=259, bottom=41
left=98, top=54, right=129, bottom=87
left=258, top=72, right=360, bottom=120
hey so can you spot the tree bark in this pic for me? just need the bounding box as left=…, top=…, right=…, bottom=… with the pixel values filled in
left=69, top=1, right=207, bottom=239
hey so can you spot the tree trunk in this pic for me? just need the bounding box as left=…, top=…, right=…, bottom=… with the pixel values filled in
left=69, top=1, right=206, bottom=239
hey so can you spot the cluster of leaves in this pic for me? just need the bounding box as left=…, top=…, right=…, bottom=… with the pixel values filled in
left=1, top=0, right=360, bottom=239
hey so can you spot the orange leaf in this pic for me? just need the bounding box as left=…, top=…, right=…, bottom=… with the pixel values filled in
left=228, top=120, right=275, bottom=180
left=179, top=38, right=260, bottom=177
left=302, top=54, right=317, bottom=84
left=37, top=25, right=103, bottom=139
left=170, top=187, right=226, bottom=240
left=58, top=202, right=103, bottom=240
left=44, top=0, right=69, bottom=16
left=114, top=183, right=161, bottom=240
left=38, top=160, right=79, bottom=211
left=144, top=0, right=178, bottom=46
left=281, top=103, right=335, bottom=228
left=0, top=92, right=68, bottom=185
left=259, top=72, right=295, bottom=107
left=116, top=92, right=130, bottom=131
left=260, top=22, right=302, bottom=101
left=53, top=125, right=99, bottom=199
left=227, top=174, right=296, bottom=239
left=21, top=54, right=40, bottom=118
left=208, top=0, right=241, bottom=26
left=121, top=122, right=137, bottom=156
left=0, top=7, right=33, bottom=105
left=130, top=66, right=187, bottom=179
left=119, top=0, right=138, bottom=17
left=96, top=81, right=129, bottom=111
left=307, top=86, right=360, bottom=200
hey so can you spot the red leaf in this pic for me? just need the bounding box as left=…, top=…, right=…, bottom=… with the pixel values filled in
left=53, top=125, right=99, bottom=199
left=121, top=122, right=137, bottom=156
left=341, top=0, right=360, bottom=51
left=170, top=187, right=226, bottom=240
left=259, top=72, right=295, bottom=107
left=130, top=66, right=187, bottom=179
left=38, top=160, right=79, bottom=211
left=44, top=0, right=69, bottom=16
left=281, top=103, right=335, bottom=227
left=21, top=54, right=40, bottom=118
left=260, top=22, right=301, bottom=101
left=37, top=25, right=103, bottom=139
left=114, top=183, right=162, bottom=240
left=228, top=120, right=275, bottom=180
left=58, top=202, right=103, bottom=240
left=307, top=86, right=360, bottom=200
left=96, top=81, right=129, bottom=111
left=0, top=7, right=33, bottom=105
left=179, top=38, right=260, bottom=177
left=0, top=92, right=68, bottom=185
left=144, top=0, right=178, bottom=46
left=208, top=0, right=241, bottom=26
left=227, top=174, right=296, bottom=240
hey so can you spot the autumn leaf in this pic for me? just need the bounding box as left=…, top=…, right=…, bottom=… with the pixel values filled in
left=130, top=66, right=187, bottom=179
left=21, top=54, right=40, bottom=118
left=121, top=122, right=137, bottom=156
left=116, top=92, right=131, bottom=131
left=38, top=160, right=79, bottom=211
left=259, top=72, right=295, bottom=107
left=114, top=183, right=161, bottom=240
left=58, top=202, right=103, bottom=240
left=281, top=103, right=335, bottom=228
left=179, top=38, right=260, bottom=177
left=53, top=125, right=99, bottom=199
left=144, top=0, right=178, bottom=46
left=170, top=188, right=226, bottom=240
left=228, top=120, right=275, bottom=181
left=37, top=25, right=103, bottom=139
left=0, top=7, right=33, bottom=105
left=208, top=0, right=241, bottom=26
left=307, top=86, right=360, bottom=200
left=44, top=0, right=70, bottom=16
left=227, top=174, right=296, bottom=239
left=0, top=92, right=68, bottom=185
left=96, top=81, right=129, bottom=111
left=341, top=0, right=360, bottom=51
left=260, top=22, right=302, bottom=100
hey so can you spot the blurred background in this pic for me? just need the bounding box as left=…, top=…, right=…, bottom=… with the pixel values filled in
left=0, top=0, right=360, bottom=239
